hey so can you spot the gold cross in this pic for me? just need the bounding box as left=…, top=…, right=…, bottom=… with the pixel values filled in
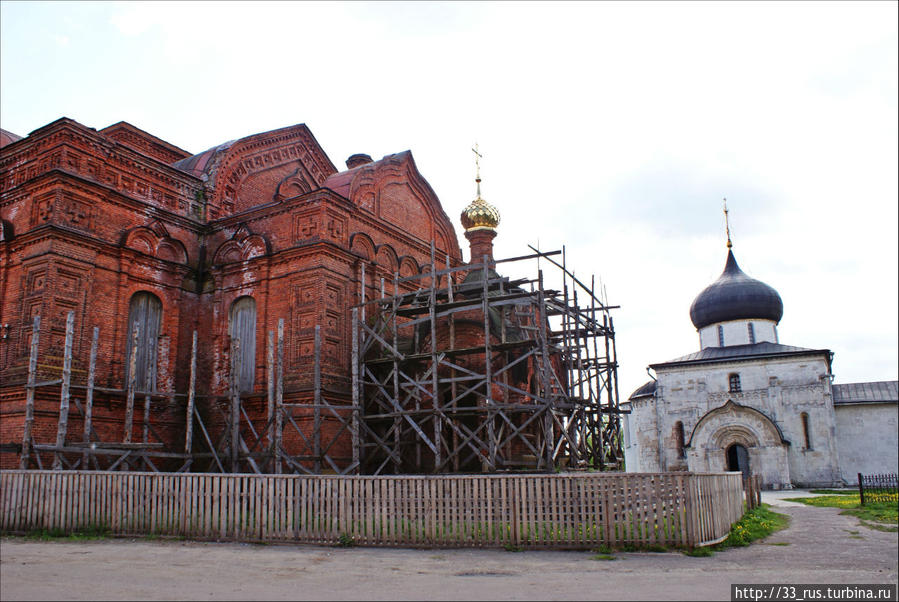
left=472, top=143, right=483, bottom=197
left=472, top=144, right=482, bottom=176
left=723, top=197, right=732, bottom=249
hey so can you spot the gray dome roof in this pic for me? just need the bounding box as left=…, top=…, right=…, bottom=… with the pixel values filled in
left=628, top=380, right=657, bottom=400
left=689, top=250, right=783, bottom=329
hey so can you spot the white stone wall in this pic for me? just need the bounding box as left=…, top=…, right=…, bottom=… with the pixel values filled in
left=834, top=403, right=899, bottom=484
left=698, top=319, right=778, bottom=349
left=621, top=411, right=640, bottom=472
left=626, top=352, right=842, bottom=487
left=621, top=396, right=662, bottom=473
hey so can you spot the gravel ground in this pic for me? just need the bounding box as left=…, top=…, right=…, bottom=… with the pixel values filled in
left=1, top=491, right=896, bottom=601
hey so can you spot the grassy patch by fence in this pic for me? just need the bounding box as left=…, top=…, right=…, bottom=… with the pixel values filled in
left=18, top=525, right=110, bottom=541
left=683, top=504, right=789, bottom=557
left=791, top=494, right=898, bottom=532
left=588, top=504, right=789, bottom=560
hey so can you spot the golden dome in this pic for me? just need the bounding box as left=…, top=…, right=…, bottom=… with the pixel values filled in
left=461, top=195, right=500, bottom=232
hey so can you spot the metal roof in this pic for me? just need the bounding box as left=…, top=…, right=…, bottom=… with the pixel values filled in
left=628, top=379, right=657, bottom=400
left=832, top=380, right=898, bottom=405
left=651, top=341, right=830, bottom=369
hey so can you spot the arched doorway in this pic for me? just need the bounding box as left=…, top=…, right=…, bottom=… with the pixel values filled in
left=687, top=400, right=791, bottom=488
left=726, top=443, right=750, bottom=478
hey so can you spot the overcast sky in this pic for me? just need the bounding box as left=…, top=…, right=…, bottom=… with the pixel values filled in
left=2, top=1, right=897, bottom=400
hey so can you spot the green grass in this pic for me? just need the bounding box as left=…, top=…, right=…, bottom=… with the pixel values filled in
left=643, top=543, right=668, bottom=553
left=809, top=488, right=856, bottom=495
left=681, top=504, right=790, bottom=557
left=718, top=504, right=790, bottom=548
left=21, top=525, right=110, bottom=541
left=583, top=505, right=789, bottom=560
left=790, top=494, right=898, bottom=531
left=337, top=533, right=355, bottom=547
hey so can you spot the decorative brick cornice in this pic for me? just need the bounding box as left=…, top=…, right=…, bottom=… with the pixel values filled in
left=8, top=223, right=192, bottom=277
left=1, top=119, right=203, bottom=219
left=2, top=170, right=206, bottom=233
left=99, top=121, right=192, bottom=164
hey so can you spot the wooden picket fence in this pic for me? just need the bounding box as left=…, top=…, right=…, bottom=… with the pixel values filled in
left=0, top=470, right=744, bottom=548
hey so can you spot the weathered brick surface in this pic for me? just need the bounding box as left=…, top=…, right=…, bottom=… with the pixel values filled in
left=0, top=118, right=464, bottom=471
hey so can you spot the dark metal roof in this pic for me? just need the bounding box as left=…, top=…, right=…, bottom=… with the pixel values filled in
left=628, top=380, right=657, bottom=400
left=0, top=128, right=23, bottom=148
left=832, top=380, right=898, bottom=405
left=651, top=341, right=830, bottom=369
left=689, top=250, right=783, bottom=329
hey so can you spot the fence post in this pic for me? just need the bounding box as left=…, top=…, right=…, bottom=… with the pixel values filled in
left=82, top=326, right=100, bottom=469
left=230, top=338, right=241, bottom=473
left=684, top=474, right=697, bottom=547
left=858, top=472, right=865, bottom=505
left=20, top=315, right=41, bottom=469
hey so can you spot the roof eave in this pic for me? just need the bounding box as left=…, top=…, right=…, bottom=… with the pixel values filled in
left=651, top=348, right=833, bottom=370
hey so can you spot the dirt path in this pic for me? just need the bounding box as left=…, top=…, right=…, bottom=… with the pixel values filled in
left=2, top=502, right=896, bottom=601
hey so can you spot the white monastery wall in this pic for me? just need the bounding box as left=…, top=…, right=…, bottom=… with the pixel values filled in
left=834, top=403, right=899, bottom=484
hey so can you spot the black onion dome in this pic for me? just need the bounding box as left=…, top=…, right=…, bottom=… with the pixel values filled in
left=689, top=250, right=783, bottom=329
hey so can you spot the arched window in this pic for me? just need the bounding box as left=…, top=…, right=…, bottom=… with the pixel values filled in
left=229, top=296, right=257, bottom=393
left=674, top=421, right=685, bottom=458
left=728, top=373, right=741, bottom=393
left=125, top=292, right=162, bottom=391
left=747, top=322, right=756, bottom=344
left=717, top=325, right=725, bottom=347
left=801, top=412, right=812, bottom=449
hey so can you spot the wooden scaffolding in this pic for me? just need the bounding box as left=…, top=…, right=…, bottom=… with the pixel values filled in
left=8, top=247, right=622, bottom=475
left=9, top=311, right=359, bottom=475
left=352, top=246, right=623, bottom=474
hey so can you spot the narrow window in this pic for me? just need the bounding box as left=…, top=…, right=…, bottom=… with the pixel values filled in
left=674, top=421, right=685, bottom=458
left=125, top=292, right=162, bottom=391
left=229, top=296, right=257, bottom=393
left=717, top=325, right=725, bottom=347
left=748, top=322, right=756, bottom=344
left=728, top=373, right=741, bottom=393
left=801, top=412, right=812, bottom=449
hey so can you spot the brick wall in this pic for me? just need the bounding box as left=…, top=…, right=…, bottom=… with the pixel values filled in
left=0, top=117, right=464, bottom=472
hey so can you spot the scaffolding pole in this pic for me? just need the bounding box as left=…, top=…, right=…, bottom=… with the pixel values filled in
left=352, top=247, right=623, bottom=474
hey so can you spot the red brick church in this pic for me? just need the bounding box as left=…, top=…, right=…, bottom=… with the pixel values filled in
left=0, top=118, right=470, bottom=468
left=1, top=118, right=620, bottom=474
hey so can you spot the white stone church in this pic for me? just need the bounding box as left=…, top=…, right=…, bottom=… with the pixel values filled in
left=621, top=242, right=898, bottom=489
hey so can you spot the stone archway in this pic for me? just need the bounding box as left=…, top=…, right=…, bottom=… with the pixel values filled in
left=686, top=400, right=792, bottom=489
